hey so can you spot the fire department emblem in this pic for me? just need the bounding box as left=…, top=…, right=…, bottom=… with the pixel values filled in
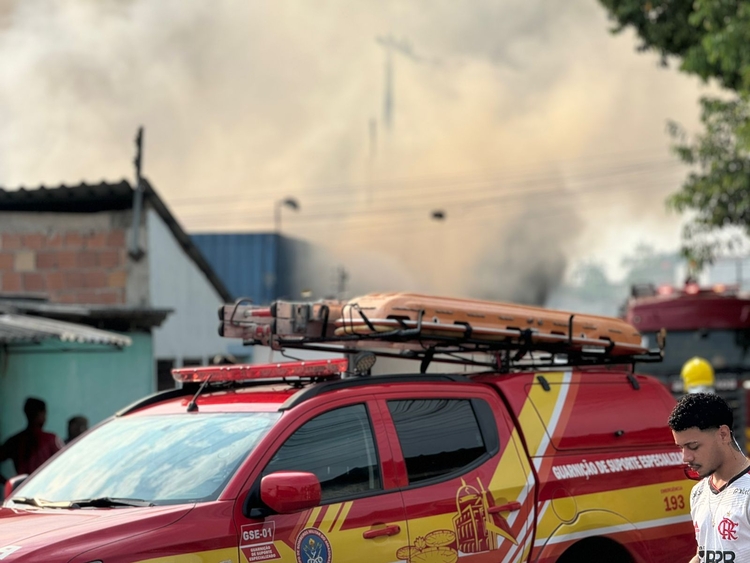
left=396, top=478, right=519, bottom=562
left=295, top=528, right=331, bottom=563
left=452, top=478, right=517, bottom=552
left=718, top=517, right=739, bottom=541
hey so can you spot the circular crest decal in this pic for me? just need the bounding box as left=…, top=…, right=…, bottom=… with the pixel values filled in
left=295, top=527, right=332, bottom=563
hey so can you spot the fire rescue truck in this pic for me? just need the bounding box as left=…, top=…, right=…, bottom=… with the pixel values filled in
left=0, top=292, right=695, bottom=562
left=624, top=281, right=750, bottom=447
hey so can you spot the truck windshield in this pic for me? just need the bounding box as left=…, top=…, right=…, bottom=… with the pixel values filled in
left=13, top=412, right=280, bottom=505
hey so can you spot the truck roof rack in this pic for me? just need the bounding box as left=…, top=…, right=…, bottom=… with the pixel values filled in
left=219, top=292, right=663, bottom=372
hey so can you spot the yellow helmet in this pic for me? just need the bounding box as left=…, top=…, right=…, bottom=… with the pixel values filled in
left=681, top=357, right=715, bottom=390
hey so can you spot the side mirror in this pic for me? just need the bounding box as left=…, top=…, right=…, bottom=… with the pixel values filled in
left=4, top=474, right=29, bottom=500
left=260, top=471, right=321, bottom=514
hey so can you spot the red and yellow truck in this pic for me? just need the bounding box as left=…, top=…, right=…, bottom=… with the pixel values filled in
left=0, top=292, right=695, bottom=562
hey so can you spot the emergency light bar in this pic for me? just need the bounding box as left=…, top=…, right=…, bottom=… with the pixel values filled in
left=172, top=358, right=348, bottom=384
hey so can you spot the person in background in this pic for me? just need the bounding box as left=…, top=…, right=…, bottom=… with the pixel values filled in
left=681, top=356, right=715, bottom=394
left=65, top=415, right=89, bottom=444
left=0, top=397, right=63, bottom=476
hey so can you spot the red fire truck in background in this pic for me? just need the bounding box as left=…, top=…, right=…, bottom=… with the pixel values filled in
left=624, top=281, right=750, bottom=447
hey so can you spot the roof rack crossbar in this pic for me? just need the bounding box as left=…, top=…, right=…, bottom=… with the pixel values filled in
left=265, top=339, right=663, bottom=371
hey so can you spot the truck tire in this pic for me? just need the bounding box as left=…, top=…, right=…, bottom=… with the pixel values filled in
left=556, top=537, right=634, bottom=563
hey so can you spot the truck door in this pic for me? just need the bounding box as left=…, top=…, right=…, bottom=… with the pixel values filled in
left=234, top=399, right=408, bottom=563
left=380, top=388, right=535, bottom=563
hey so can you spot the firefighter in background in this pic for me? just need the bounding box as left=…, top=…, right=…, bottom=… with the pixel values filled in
left=681, top=357, right=715, bottom=394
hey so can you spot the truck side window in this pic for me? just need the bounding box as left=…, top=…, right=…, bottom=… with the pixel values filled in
left=388, top=399, right=487, bottom=485
left=263, top=404, right=381, bottom=502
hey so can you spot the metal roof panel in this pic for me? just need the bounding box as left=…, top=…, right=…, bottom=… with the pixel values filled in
left=0, top=314, right=132, bottom=346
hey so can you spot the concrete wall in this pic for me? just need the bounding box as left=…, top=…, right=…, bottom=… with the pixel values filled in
left=0, top=333, right=153, bottom=476
left=147, top=209, right=228, bottom=365
left=0, top=211, right=149, bottom=305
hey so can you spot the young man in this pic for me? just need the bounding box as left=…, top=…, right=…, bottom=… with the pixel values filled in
left=670, top=393, right=750, bottom=563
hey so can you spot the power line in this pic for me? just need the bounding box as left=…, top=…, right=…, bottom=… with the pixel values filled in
left=168, top=150, right=683, bottom=206
left=171, top=157, right=681, bottom=209
left=300, top=178, right=682, bottom=237
left=183, top=174, right=683, bottom=239
left=182, top=174, right=682, bottom=234
left=176, top=165, right=685, bottom=224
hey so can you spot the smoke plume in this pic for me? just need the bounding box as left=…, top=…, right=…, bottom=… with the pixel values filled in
left=0, top=0, right=710, bottom=301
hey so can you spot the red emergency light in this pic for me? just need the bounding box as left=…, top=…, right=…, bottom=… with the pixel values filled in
left=685, top=283, right=700, bottom=295
left=172, top=358, right=349, bottom=384
left=656, top=284, right=674, bottom=296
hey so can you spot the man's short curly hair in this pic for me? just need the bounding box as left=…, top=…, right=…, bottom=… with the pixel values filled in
left=668, top=392, right=733, bottom=432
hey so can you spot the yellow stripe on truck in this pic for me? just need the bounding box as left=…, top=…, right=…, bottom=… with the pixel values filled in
left=535, top=479, right=691, bottom=543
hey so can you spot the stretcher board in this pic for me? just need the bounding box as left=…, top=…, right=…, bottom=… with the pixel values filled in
left=218, top=292, right=652, bottom=363
left=333, top=293, right=646, bottom=356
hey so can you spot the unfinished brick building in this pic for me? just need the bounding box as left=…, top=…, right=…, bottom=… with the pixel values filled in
left=0, top=180, right=234, bottom=382
left=0, top=180, right=229, bottom=306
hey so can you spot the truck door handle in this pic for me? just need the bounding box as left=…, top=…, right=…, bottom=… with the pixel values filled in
left=489, top=501, right=521, bottom=514
left=363, top=524, right=401, bottom=539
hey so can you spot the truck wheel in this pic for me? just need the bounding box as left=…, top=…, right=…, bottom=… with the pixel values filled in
left=556, top=537, right=634, bottom=563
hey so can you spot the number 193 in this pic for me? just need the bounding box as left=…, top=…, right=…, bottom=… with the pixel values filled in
left=663, top=495, right=685, bottom=511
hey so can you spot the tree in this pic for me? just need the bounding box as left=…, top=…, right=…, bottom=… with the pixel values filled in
left=598, top=0, right=750, bottom=269
left=599, top=1, right=750, bottom=89
left=619, top=243, right=679, bottom=287
left=571, top=261, right=613, bottom=298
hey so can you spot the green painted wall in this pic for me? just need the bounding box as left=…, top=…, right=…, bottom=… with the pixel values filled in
left=0, top=333, right=154, bottom=476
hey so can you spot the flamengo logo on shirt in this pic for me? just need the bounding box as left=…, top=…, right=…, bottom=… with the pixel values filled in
left=718, top=517, right=739, bottom=541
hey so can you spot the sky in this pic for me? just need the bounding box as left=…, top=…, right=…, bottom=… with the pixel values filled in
left=0, top=0, right=716, bottom=303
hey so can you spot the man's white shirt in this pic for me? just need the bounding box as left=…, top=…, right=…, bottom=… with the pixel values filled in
left=691, top=467, right=750, bottom=563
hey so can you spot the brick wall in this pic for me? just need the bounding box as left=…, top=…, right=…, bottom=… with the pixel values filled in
left=0, top=228, right=128, bottom=304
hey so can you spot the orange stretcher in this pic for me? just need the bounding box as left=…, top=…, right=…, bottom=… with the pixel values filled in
left=332, top=292, right=647, bottom=356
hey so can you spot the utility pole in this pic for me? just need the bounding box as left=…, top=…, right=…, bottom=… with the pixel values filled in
left=366, top=118, right=377, bottom=204
left=376, top=37, right=394, bottom=132
left=337, top=266, right=349, bottom=300
left=129, top=126, right=145, bottom=260
left=383, top=44, right=393, bottom=132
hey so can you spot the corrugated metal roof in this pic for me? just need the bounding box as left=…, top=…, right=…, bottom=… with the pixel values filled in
left=0, top=299, right=171, bottom=330
left=0, top=180, right=134, bottom=212
left=0, top=314, right=132, bottom=347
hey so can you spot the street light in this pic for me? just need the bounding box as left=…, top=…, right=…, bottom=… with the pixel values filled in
left=274, top=197, right=300, bottom=234
left=272, top=197, right=300, bottom=301
left=429, top=210, right=446, bottom=293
